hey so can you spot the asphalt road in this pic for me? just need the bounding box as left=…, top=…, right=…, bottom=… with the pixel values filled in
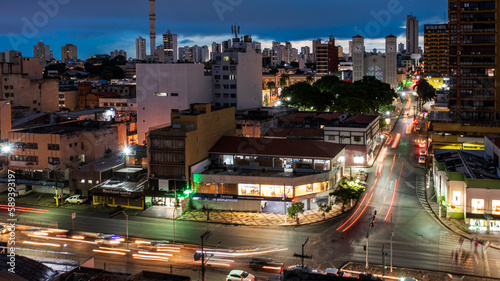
left=1, top=97, right=499, bottom=280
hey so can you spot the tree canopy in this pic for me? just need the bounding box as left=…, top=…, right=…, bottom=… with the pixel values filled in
left=280, top=75, right=397, bottom=113
left=414, top=78, right=436, bottom=111
left=331, top=178, right=366, bottom=212
left=84, top=54, right=127, bottom=80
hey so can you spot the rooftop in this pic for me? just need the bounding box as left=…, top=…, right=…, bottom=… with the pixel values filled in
left=201, top=166, right=327, bottom=178
left=209, top=136, right=346, bottom=159
left=434, top=149, right=498, bottom=180
left=14, top=120, right=114, bottom=135
left=79, top=154, right=124, bottom=173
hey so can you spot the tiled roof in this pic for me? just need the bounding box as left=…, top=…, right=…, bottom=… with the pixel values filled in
left=314, top=112, right=342, bottom=120
left=290, top=128, right=324, bottom=137
left=343, top=114, right=378, bottom=124
left=209, top=136, right=346, bottom=159
left=263, top=128, right=292, bottom=138
left=280, top=112, right=316, bottom=123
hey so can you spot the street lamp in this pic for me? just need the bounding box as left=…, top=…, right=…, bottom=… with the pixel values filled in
left=122, top=146, right=132, bottom=166
left=0, top=143, right=13, bottom=155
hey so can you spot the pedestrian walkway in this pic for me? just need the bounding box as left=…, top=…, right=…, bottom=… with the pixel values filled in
left=423, top=175, right=500, bottom=252
left=174, top=203, right=346, bottom=226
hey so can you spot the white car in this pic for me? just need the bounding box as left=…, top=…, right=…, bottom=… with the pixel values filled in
left=95, top=234, right=124, bottom=245
left=418, top=156, right=426, bottom=164
left=0, top=224, right=13, bottom=234
left=65, top=194, right=88, bottom=204
left=226, top=270, right=255, bottom=281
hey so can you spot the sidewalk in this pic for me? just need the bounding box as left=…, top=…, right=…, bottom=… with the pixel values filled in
left=425, top=182, right=500, bottom=252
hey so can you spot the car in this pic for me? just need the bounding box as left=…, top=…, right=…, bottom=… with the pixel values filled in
left=357, top=272, right=382, bottom=280
left=65, top=194, right=88, bottom=204
left=324, top=268, right=349, bottom=277
left=0, top=224, right=13, bottom=234
left=287, top=265, right=315, bottom=273
left=226, top=270, right=255, bottom=281
left=54, top=193, right=69, bottom=201
left=419, top=149, right=427, bottom=156
left=248, top=258, right=284, bottom=273
left=418, top=156, right=426, bottom=164
left=95, top=233, right=124, bottom=245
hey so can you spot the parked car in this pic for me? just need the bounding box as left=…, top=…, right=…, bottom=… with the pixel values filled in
left=65, top=194, right=88, bottom=204
left=0, top=224, right=13, bottom=234
left=248, top=258, right=284, bottom=273
left=358, top=272, right=382, bottom=280
left=95, top=233, right=124, bottom=245
left=54, top=193, right=69, bottom=201
left=324, top=268, right=349, bottom=277
left=226, top=270, right=255, bottom=281
left=418, top=156, right=426, bottom=164
left=12, top=185, right=33, bottom=197
left=287, top=265, right=315, bottom=273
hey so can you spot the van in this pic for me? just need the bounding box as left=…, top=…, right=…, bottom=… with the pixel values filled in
left=13, top=185, right=33, bottom=197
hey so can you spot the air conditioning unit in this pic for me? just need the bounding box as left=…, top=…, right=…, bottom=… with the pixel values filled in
left=457, top=51, right=461, bottom=55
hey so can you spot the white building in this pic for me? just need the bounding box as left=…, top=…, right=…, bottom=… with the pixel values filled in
left=136, top=36, right=147, bottom=60
left=212, top=35, right=262, bottom=110
left=352, top=34, right=397, bottom=88
left=162, top=30, right=178, bottom=63
left=136, top=64, right=212, bottom=144
left=179, top=45, right=209, bottom=63
left=99, top=97, right=137, bottom=113
left=110, top=49, right=127, bottom=58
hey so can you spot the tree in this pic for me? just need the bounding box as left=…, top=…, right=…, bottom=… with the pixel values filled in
left=317, top=202, right=332, bottom=220
left=331, top=178, right=365, bottom=212
left=281, top=82, right=331, bottom=111
left=306, top=75, right=315, bottom=85
left=415, top=78, right=436, bottom=112
left=43, top=63, right=66, bottom=77
left=267, top=81, right=276, bottom=104
left=279, top=73, right=290, bottom=88
left=287, top=202, right=305, bottom=224
left=352, top=76, right=398, bottom=113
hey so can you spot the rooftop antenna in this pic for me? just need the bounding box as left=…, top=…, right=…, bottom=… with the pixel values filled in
left=231, top=24, right=240, bottom=39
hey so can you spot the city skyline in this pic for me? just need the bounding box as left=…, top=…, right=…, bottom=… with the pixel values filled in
left=1, top=0, right=447, bottom=59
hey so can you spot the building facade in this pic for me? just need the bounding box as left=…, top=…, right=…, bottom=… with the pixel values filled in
left=162, top=30, right=178, bottom=63
left=61, top=44, right=78, bottom=61
left=424, top=24, right=449, bottom=77
left=33, top=42, right=52, bottom=64
left=212, top=35, right=262, bottom=109
left=192, top=136, right=346, bottom=212
left=136, top=36, right=147, bottom=60
left=406, top=15, right=419, bottom=54
left=136, top=63, right=212, bottom=144
left=448, top=0, right=497, bottom=120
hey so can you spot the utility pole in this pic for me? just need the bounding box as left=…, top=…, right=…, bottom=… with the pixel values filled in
left=382, top=245, right=386, bottom=279
left=366, top=210, right=377, bottom=269
left=293, top=237, right=312, bottom=271
left=283, top=183, right=287, bottom=224
left=200, top=231, right=212, bottom=281
left=173, top=179, right=176, bottom=244
left=390, top=213, right=393, bottom=272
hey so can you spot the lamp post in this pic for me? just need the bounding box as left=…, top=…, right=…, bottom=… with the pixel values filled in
left=123, top=146, right=132, bottom=166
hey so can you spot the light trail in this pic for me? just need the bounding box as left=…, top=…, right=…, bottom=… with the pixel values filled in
left=198, top=247, right=287, bottom=257
left=93, top=249, right=126, bottom=255
left=133, top=254, right=169, bottom=261
left=138, top=251, right=173, bottom=257
left=99, top=247, right=130, bottom=252
left=385, top=161, right=404, bottom=221
left=27, top=234, right=97, bottom=244
left=391, top=133, right=401, bottom=149
left=379, top=155, right=396, bottom=195
left=0, top=204, right=49, bottom=212
left=335, top=193, right=369, bottom=231
left=23, top=241, right=60, bottom=247
left=342, top=191, right=375, bottom=232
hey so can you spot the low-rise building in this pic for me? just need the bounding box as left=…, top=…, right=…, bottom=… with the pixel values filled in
left=192, top=136, right=346, bottom=212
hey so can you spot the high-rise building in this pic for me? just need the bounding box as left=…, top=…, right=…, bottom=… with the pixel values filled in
left=348, top=41, right=353, bottom=57
left=212, top=35, right=262, bottom=109
left=0, top=100, right=11, bottom=142
left=337, top=45, right=344, bottom=58
left=448, top=0, right=497, bottom=120
left=179, top=45, right=209, bottom=63
left=33, top=42, right=51, bottom=63
left=162, top=30, right=178, bottom=63
left=398, top=42, right=405, bottom=53
left=211, top=42, right=222, bottom=60
left=61, top=44, right=78, bottom=61
left=110, top=49, right=127, bottom=58
left=423, top=24, right=449, bottom=77
left=406, top=15, right=419, bottom=54
left=300, top=46, right=310, bottom=60
left=136, top=36, right=147, bottom=60
left=314, top=37, right=339, bottom=76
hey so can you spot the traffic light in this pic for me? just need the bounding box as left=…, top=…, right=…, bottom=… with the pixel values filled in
left=370, top=210, right=377, bottom=228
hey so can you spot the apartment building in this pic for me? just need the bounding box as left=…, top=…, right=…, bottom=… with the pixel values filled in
left=424, top=24, right=449, bottom=77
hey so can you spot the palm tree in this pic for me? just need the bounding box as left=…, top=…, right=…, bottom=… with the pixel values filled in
left=279, top=73, right=290, bottom=89
left=306, top=74, right=314, bottom=85
left=266, top=81, right=276, bottom=105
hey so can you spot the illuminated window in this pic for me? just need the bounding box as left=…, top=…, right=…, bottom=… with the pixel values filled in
left=452, top=191, right=460, bottom=206
left=238, top=184, right=259, bottom=196
left=154, top=92, right=168, bottom=97
left=223, top=56, right=229, bottom=61
left=492, top=200, right=500, bottom=215
left=80, top=179, right=85, bottom=183
left=353, top=155, right=364, bottom=164
left=88, top=180, right=93, bottom=184
left=471, top=198, right=484, bottom=214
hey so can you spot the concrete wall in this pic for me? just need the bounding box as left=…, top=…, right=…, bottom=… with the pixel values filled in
left=236, top=51, right=262, bottom=110
left=136, top=64, right=212, bottom=144
left=0, top=100, right=11, bottom=141
left=191, top=198, right=261, bottom=212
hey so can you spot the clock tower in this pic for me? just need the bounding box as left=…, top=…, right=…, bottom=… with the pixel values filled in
left=385, top=34, right=397, bottom=88
left=352, top=35, right=365, bottom=82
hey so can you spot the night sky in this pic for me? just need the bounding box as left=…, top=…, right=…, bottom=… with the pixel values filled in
left=1, top=0, right=447, bottom=60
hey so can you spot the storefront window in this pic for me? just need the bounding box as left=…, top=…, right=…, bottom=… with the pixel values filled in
left=261, top=185, right=292, bottom=197
left=471, top=198, right=484, bottom=214
left=223, top=155, right=233, bottom=165
left=294, top=159, right=313, bottom=169
left=492, top=200, right=500, bottom=215
left=452, top=191, right=461, bottom=206
left=313, top=160, right=331, bottom=170
left=152, top=197, right=176, bottom=207
left=239, top=184, right=259, bottom=196
left=295, top=181, right=328, bottom=196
